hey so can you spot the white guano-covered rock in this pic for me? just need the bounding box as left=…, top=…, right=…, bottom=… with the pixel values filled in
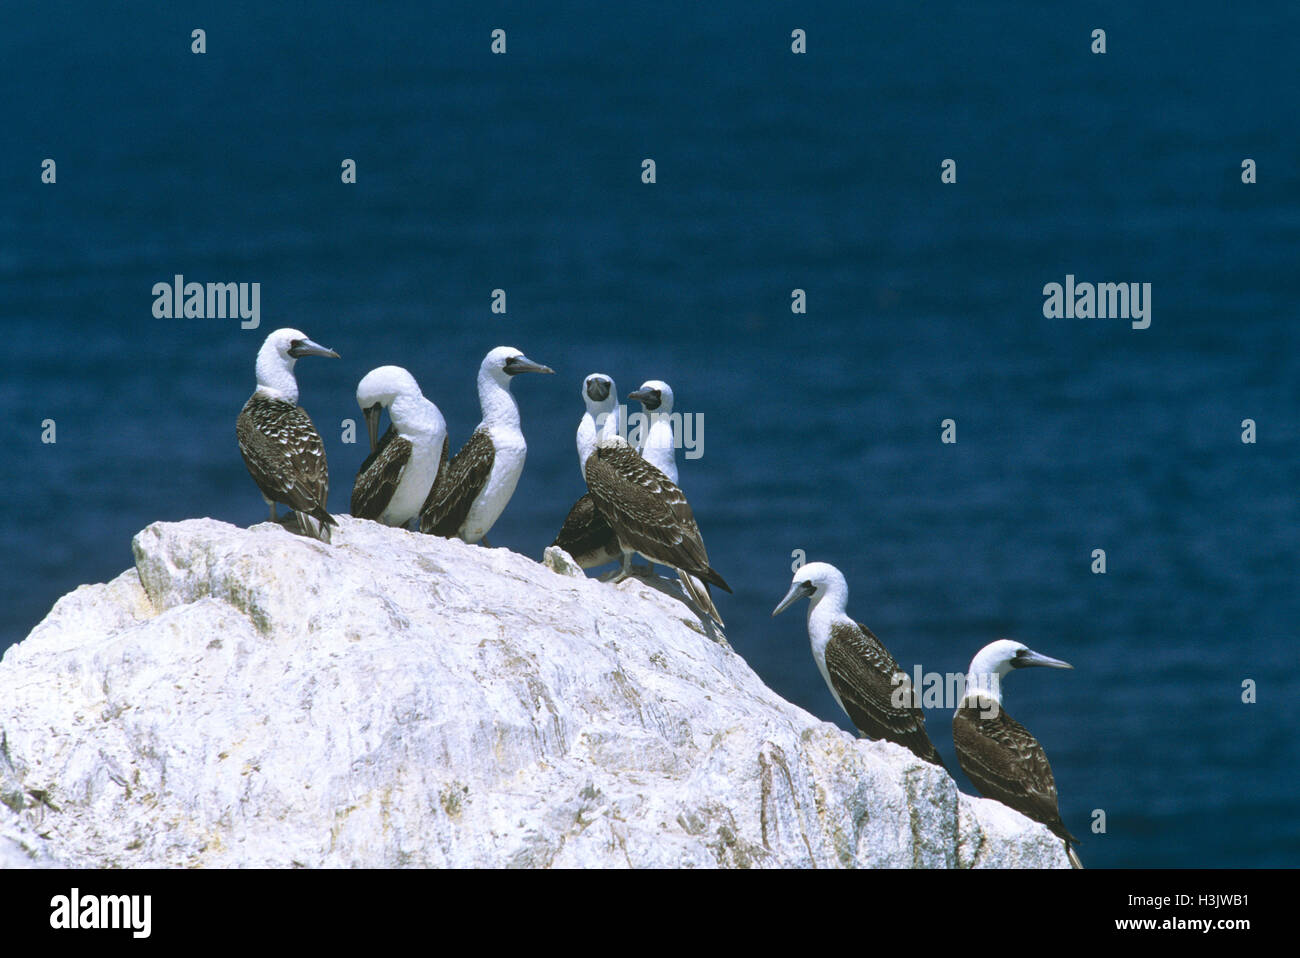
left=0, top=518, right=1069, bottom=868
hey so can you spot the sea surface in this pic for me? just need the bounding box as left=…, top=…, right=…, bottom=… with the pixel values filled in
left=2, top=2, right=1297, bottom=867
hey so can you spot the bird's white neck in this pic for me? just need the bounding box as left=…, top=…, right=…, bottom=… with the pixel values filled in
left=254, top=343, right=299, bottom=404
left=639, top=414, right=678, bottom=484
left=577, top=401, right=620, bottom=473
left=477, top=368, right=520, bottom=432
left=390, top=392, right=446, bottom=443
left=805, top=580, right=850, bottom=669
left=962, top=648, right=1010, bottom=706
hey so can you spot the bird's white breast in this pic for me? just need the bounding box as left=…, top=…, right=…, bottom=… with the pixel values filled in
left=381, top=438, right=442, bottom=526
left=639, top=417, right=678, bottom=485
left=461, top=425, right=527, bottom=542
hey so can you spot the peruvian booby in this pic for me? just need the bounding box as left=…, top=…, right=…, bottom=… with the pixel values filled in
left=627, top=380, right=677, bottom=484
left=419, top=346, right=553, bottom=542
left=551, top=374, right=623, bottom=568
left=626, top=381, right=723, bottom=627
left=236, top=327, right=340, bottom=542
left=583, top=433, right=731, bottom=602
left=349, top=366, right=448, bottom=528
left=772, top=562, right=943, bottom=767
left=952, top=639, right=1081, bottom=868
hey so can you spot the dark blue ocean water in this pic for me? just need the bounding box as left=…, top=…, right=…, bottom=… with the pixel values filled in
left=2, top=2, right=1297, bottom=867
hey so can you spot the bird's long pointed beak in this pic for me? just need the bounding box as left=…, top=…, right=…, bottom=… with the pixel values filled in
left=510, top=355, right=554, bottom=375
left=1020, top=649, right=1074, bottom=670
left=627, top=387, right=656, bottom=403
left=772, top=580, right=815, bottom=617
left=363, top=403, right=383, bottom=453
left=289, top=337, right=340, bottom=359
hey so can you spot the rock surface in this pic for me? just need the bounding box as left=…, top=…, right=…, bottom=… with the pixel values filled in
left=0, top=517, right=1068, bottom=868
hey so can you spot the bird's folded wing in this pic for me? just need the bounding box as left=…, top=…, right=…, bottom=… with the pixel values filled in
left=420, top=429, right=493, bottom=536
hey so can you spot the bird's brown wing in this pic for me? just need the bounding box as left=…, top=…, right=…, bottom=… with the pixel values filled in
left=552, top=493, right=621, bottom=567
left=953, top=702, right=1074, bottom=842
left=350, top=434, right=414, bottom=519
left=823, top=621, right=944, bottom=767
left=420, top=429, right=493, bottom=537
left=584, top=443, right=729, bottom=591
left=237, top=394, right=333, bottom=523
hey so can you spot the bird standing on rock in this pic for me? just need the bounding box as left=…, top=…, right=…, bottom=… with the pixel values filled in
left=236, top=327, right=339, bottom=542
left=772, top=561, right=943, bottom=767
left=420, top=346, right=553, bottom=543
left=350, top=365, right=448, bottom=528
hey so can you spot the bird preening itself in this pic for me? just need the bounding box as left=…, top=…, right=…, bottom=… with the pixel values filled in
left=420, top=346, right=553, bottom=543
left=350, top=366, right=448, bottom=528
left=236, top=327, right=339, bottom=542
left=952, top=639, right=1081, bottom=868
left=772, top=562, right=944, bottom=767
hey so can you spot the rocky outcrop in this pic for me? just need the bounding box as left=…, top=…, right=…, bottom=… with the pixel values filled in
left=0, top=518, right=1067, bottom=868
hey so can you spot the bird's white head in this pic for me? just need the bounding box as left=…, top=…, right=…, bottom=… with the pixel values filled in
left=356, top=365, right=421, bottom=410
left=963, top=639, right=1073, bottom=705
left=577, top=373, right=619, bottom=470
left=477, top=346, right=553, bottom=427
left=480, top=346, right=554, bottom=386
left=628, top=380, right=674, bottom=415
left=772, top=561, right=849, bottom=618
left=254, top=327, right=338, bottom=402
left=582, top=373, right=615, bottom=409
left=356, top=365, right=424, bottom=451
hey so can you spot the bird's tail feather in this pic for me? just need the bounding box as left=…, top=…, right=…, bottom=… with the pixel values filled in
left=1066, top=842, right=1083, bottom=869
left=677, top=569, right=724, bottom=628
left=297, top=511, right=333, bottom=543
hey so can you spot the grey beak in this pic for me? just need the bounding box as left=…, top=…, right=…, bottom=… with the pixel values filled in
left=288, top=337, right=339, bottom=359
left=363, top=403, right=383, bottom=453
left=1017, top=648, right=1074, bottom=670
left=628, top=387, right=659, bottom=407
left=506, top=355, right=554, bottom=376
left=772, top=580, right=816, bottom=617
left=586, top=379, right=611, bottom=402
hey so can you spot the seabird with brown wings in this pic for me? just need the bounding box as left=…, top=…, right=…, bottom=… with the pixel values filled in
left=625, top=380, right=723, bottom=627
left=420, top=346, right=553, bottom=543
left=236, top=327, right=339, bottom=542
left=350, top=365, right=447, bottom=528
left=772, top=561, right=943, bottom=767
left=552, top=373, right=624, bottom=569
left=583, top=435, right=731, bottom=608
left=953, top=639, right=1081, bottom=868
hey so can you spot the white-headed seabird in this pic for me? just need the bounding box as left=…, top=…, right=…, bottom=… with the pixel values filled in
left=551, top=374, right=624, bottom=568
left=628, top=380, right=677, bottom=484
left=626, top=380, right=723, bottom=627
left=420, top=346, right=553, bottom=542
left=236, top=327, right=340, bottom=542
left=953, top=639, right=1081, bottom=868
left=772, top=562, right=943, bottom=767
left=349, top=366, right=448, bottom=528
